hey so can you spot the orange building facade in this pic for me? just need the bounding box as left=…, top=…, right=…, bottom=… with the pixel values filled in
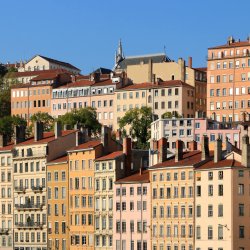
left=207, top=37, right=250, bottom=122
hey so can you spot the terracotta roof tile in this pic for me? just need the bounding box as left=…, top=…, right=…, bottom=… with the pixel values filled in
left=209, top=41, right=250, bottom=49
left=68, top=140, right=102, bottom=152
left=17, top=130, right=76, bottom=146
left=7, top=69, right=70, bottom=78
left=117, top=80, right=193, bottom=91
left=0, top=143, right=14, bottom=152
left=57, top=79, right=94, bottom=88
left=47, top=154, right=68, bottom=164
left=95, top=151, right=124, bottom=161
left=116, top=170, right=149, bottom=183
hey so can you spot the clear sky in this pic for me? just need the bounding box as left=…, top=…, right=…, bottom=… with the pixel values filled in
left=1, top=0, right=250, bottom=74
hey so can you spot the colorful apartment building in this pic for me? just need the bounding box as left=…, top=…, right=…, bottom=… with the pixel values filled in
left=51, top=75, right=122, bottom=127
left=150, top=118, right=241, bottom=154
left=12, top=122, right=77, bottom=250
left=113, top=169, right=151, bottom=250
left=207, top=37, right=250, bottom=122
left=149, top=134, right=250, bottom=250
left=11, top=70, right=71, bottom=121
left=94, top=137, right=149, bottom=250
left=114, top=80, right=195, bottom=130
left=0, top=138, right=14, bottom=250
left=67, top=126, right=121, bottom=250
left=114, top=41, right=207, bottom=117
left=47, top=155, right=69, bottom=250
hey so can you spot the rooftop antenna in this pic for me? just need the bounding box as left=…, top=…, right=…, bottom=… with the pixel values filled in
left=163, top=45, right=166, bottom=56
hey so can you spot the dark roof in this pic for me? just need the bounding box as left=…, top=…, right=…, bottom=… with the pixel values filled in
left=68, top=140, right=102, bottom=152
left=208, top=40, right=250, bottom=50
left=116, top=170, right=150, bottom=183
left=95, top=151, right=124, bottom=161
left=6, top=69, right=69, bottom=78
left=92, top=68, right=112, bottom=75
left=39, top=55, right=80, bottom=71
left=116, top=53, right=171, bottom=70
left=116, top=80, right=193, bottom=91
left=194, top=67, right=207, bottom=72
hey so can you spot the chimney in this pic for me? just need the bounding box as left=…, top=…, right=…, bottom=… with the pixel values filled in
left=71, top=75, right=76, bottom=82
left=158, top=137, right=168, bottom=163
left=54, top=121, right=62, bottom=139
left=175, top=140, right=183, bottom=162
left=116, top=129, right=122, bottom=142
left=178, top=58, right=186, bottom=82
left=188, top=57, right=193, bottom=68
left=188, top=140, right=197, bottom=151
left=90, top=72, right=100, bottom=83
left=0, top=134, right=8, bottom=147
left=150, top=139, right=158, bottom=151
left=242, top=135, right=250, bottom=167
left=148, top=59, right=153, bottom=83
left=139, top=166, right=143, bottom=175
left=34, top=122, right=44, bottom=141
left=214, top=138, right=222, bottom=163
left=101, top=126, right=112, bottom=153
left=14, top=125, right=26, bottom=144
left=201, top=135, right=210, bottom=160
left=123, top=137, right=132, bottom=175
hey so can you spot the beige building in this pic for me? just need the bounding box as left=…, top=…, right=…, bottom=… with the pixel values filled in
left=114, top=80, right=195, bottom=130
left=22, top=55, right=80, bottom=74
left=94, top=137, right=148, bottom=250
left=0, top=138, right=14, bottom=249
left=12, top=122, right=77, bottom=250
left=114, top=41, right=207, bottom=117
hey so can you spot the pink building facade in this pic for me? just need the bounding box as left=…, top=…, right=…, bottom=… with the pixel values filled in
left=113, top=170, right=151, bottom=250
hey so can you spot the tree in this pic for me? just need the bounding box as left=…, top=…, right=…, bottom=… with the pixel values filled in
left=58, top=107, right=101, bottom=134
left=30, top=112, right=54, bottom=132
left=118, top=106, right=153, bottom=149
left=162, top=110, right=182, bottom=119
left=0, top=115, right=26, bottom=140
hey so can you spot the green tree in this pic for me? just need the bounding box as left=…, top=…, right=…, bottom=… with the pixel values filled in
left=30, top=112, right=54, bottom=131
left=162, top=110, right=182, bottom=119
left=58, top=107, right=101, bottom=134
left=118, top=106, right=153, bottom=149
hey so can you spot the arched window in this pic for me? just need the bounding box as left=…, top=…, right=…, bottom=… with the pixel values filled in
left=148, top=95, right=152, bottom=103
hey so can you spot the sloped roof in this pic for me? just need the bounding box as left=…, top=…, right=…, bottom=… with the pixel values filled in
left=116, top=169, right=149, bottom=183
left=116, top=80, right=193, bottom=91
left=116, top=53, right=171, bottom=70
left=68, top=140, right=102, bottom=152
left=47, top=154, right=68, bottom=164
left=95, top=151, right=124, bottom=161
left=92, top=67, right=112, bottom=74
left=208, top=40, right=250, bottom=50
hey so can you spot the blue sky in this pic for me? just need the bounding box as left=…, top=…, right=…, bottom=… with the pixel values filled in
left=1, top=0, right=250, bottom=73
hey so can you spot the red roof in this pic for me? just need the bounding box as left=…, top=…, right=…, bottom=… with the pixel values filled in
left=31, top=72, right=59, bottom=81
left=17, top=130, right=76, bottom=146
left=117, top=80, right=193, bottom=91
left=96, top=151, right=124, bottom=161
left=92, top=79, right=115, bottom=87
left=47, top=154, right=68, bottom=164
left=0, top=143, right=14, bottom=152
left=150, top=151, right=202, bottom=169
left=57, top=79, right=94, bottom=88
left=68, top=140, right=102, bottom=152
left=116, top=170, right=150, bottom=183
left=194, top=67, right=207, bottom=72
left=209, top=40, right=250, bottom=50
left=196, top=158, right=243, bottom=170
left=7, top=69, right=70, bottom=78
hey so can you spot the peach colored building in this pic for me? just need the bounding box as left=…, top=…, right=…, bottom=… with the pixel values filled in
left=11, top=70, right=71, bottom=122
left=207, top=37, right=250, bottom=122
left=47, top=155, right=70, bottom=250
left=113, top=170, right=151, bottom=250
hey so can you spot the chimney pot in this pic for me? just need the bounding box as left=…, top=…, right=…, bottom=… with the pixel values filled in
left=175, top=140, right=183, bottom=162
left=201, top=135, right=210, bottom=160
left=158, top=137, right=168, bottom=163
left=188, top=57, right=193, bottom=68
left=214, top=138, right=222, bottom=163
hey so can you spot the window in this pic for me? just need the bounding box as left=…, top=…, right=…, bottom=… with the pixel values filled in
left=239, top=226, right=245, bottom=238
left=196, top=205, right=201, bottom=217
left=218, top=185, right=223, bottom=196
left=208, top=205, right=213, bottom=217
left=208, top=226, right=213, bottom=240
left=218, top=204, right=223, bottom=217
left=208, top=185, right=213, bottom=196
left=238, top=184, right=244, bottom=195
left=218, top=225, right=223, bottom=240
left=239, top=204, right=244, bottom=216
left=196, top=226, right=201, bottom=239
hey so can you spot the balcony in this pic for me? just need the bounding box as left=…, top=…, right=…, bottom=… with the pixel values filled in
left=14, top=186, right=26, bottom=193
left=31, top=185, right=44, bottom=193
left=207, top=51, right=250, bottom=60
left=15, top=222, right=44, bottom=230
left=0, top=228, right=9, bottom=235
left=15, top=203, right=45, bottom=211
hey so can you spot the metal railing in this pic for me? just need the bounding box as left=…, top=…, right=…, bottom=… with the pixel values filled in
left=15, top=203, right=45, bottom=211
